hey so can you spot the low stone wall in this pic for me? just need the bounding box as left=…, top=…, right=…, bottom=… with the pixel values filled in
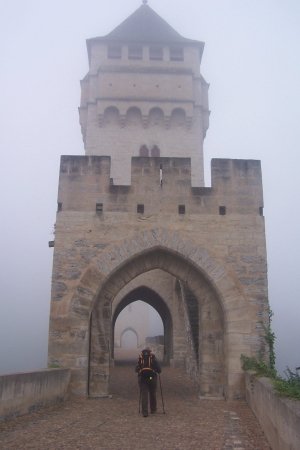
left=0, top=369, right=71, bottom=421
left=245, top=372, right=300, bottom=450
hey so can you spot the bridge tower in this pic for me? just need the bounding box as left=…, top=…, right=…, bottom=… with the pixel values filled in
left=48, top=2, right=269, bottom=400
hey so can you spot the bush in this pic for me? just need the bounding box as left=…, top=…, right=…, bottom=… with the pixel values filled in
left=241, top=354, right=276, bottom=378
left=241, top=355, right=300, bottom=400
left=273, top=368, right=300, bottom=400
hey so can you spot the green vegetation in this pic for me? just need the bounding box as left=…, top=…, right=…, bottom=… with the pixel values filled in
left=263, top=308, right=276, bottom=370
left=48, top=363, right=61, bottom=368
left=241, top=354, right=276, bottom=378
left=273, top=368, right=300, bottom=400
left=241, top=309, right=300, bottom=400
left=241, top=355, right=300, bottom=400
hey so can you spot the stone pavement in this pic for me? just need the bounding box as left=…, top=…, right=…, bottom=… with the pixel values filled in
left=0, top=365, right=271, bottom=450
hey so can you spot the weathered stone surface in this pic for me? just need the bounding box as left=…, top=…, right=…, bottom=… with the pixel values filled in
left=0, top=369, right=70, bottom=421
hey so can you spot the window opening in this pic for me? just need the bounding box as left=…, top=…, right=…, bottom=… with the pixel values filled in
left=170, top=47, right=184, bottom=61
left=151, top=145, right=160, bottom=157
left=137, top=204, right=144, bottom=214
left=149, top=46, right=163, bottom=60
left=219, top=206, right=226, bottom=216
left=57, top=202, right=62, bottom=212
left=140, top=145, right=149, bottom=157
left=107, top=45, right=122, bottom=59
left=96, top=203, right=103, bottom=213
left=178, top=204, right=185, bottom=215
left=128, top=45, right=143, bottom=60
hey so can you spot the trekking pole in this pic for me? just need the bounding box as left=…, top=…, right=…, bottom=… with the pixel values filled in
left=138, top=385, right=142, bottom=414
left=158, top=373, right=165, bottom=414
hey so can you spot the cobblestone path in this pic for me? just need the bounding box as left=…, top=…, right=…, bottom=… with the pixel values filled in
left=0, top=365, right=270, bottom=450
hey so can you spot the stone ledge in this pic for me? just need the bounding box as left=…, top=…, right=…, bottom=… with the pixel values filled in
left=0, top=369, right=71, bottom=421
left=245, top=371, right=300, bottom=450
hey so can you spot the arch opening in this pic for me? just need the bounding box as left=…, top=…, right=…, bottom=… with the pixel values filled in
left=88, top=248, right=225, bottom=399
left=114, top=298, right=164, bottom=363
left=120, top=327, right=138, bottom=348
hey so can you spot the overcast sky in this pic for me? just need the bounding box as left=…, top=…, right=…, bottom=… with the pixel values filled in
left=0, top=0, right=299, bottom=376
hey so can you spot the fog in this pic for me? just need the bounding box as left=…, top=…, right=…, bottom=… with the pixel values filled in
left=0, top=0, right=299, bottom=376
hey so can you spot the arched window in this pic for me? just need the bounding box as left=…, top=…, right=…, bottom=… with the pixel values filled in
left=126, top=107, right=142, bottom=126
left=103, top=106, right=120, bottom=126
left=140, top=145, right=149, bottom=157
left=151, top=145, right=160, bottom=157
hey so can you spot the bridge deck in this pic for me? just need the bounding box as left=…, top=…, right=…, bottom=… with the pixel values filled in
left=0, top=366, right=270, bottom=449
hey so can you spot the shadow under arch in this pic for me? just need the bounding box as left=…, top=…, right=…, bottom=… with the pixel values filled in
left=112, top=286, right=173, bottom=364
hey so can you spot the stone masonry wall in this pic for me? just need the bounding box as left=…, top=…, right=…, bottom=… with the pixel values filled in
left=49, top=156, right=268, bottom=399
left=0, top=369, right=70, bottom=421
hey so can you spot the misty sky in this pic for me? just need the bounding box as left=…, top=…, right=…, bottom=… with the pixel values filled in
left=0, top=0, right=299, bottom=376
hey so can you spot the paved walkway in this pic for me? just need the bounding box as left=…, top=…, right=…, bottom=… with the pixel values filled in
left=0, top=365, right=270, bottom=450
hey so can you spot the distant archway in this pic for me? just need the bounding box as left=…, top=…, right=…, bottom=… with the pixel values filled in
left=120, top=327, right=138, bottom=348
left=112, top=286, right=172, bottom=364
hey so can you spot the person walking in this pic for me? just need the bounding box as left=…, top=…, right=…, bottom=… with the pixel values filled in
left=135, top=347, right=162, bottom=417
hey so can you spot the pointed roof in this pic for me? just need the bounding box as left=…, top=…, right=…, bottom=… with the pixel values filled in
left=87, top=3, right=203, bottom=48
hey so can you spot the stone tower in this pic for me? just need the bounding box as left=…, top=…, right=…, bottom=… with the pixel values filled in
left=48, top=3, right=269, bottom=400
left=79, top=2, right=209, bottom=186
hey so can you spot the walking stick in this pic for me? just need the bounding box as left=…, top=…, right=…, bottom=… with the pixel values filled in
left=138, top=384, right=142, bottom=414
left=158, top=373, right=166, bottom=414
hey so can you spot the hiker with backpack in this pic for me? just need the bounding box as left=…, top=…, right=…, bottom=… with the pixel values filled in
left=135, top=347, right=162, bottom=417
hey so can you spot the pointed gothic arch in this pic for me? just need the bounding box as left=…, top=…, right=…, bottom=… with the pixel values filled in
left=50, top=228, right=256, bottom=400
left=112, top=286, right=172, bottom=364
left=119, top=327, right=139, bottom=348
left=88, top=246, right=226, bottom=398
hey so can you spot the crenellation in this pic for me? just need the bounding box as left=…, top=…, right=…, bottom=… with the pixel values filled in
left=57, top=155, right=263, bottom=217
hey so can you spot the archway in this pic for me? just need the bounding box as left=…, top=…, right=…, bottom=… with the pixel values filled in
left=112, top=286, right=172, bottom=365
left=120, top=327, right=138, bottom=348
left=58, top=228, right=253, bottom=400
left=88, top=247, right=225, bottom=398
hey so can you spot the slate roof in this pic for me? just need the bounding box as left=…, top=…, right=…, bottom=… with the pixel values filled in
left=87, top=3, right=203, bottom=47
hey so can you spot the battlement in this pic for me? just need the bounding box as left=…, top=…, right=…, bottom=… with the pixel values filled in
left=57, top=156, right=263, bottom=216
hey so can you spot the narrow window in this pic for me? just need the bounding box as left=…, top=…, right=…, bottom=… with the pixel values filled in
left=178, top=205, right=185, bottom=215
left=219, top=206, right=226, bottom=216
left=57, top=202, right=62, bottom=212
left=128, top=45, right=143, bottom=60
left=48, top=241, right=55, bottom=248
left=107, top=45, right=122, bottom=59
left=149, top=46, right=163, bottom=60
left=110, top=178, right=114, bottom=185
left=139, top=145, right=149, bottom=157
left=259, top=206, right=264, bottom=216
left=151, top=145, right=160, bottom=157
left=137, top=204, right=144, bottom=214
left=96, top=203, right=103, bottom=213
left=170, top=47, right=184, bottom=61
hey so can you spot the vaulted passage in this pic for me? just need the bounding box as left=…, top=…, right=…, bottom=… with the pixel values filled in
left=88, top=247, right=225, bottom=399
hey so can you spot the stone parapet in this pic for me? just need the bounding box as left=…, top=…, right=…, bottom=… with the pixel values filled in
left=245, top=372, right=300, bottom=450
left=0, top=369, right=70, bottom=421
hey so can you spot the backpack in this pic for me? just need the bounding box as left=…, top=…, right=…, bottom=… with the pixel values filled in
left=138, top=350, right=156, bottom=381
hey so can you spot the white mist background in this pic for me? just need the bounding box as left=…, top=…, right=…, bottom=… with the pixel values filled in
left=0, top=0, right=299, bottom=375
